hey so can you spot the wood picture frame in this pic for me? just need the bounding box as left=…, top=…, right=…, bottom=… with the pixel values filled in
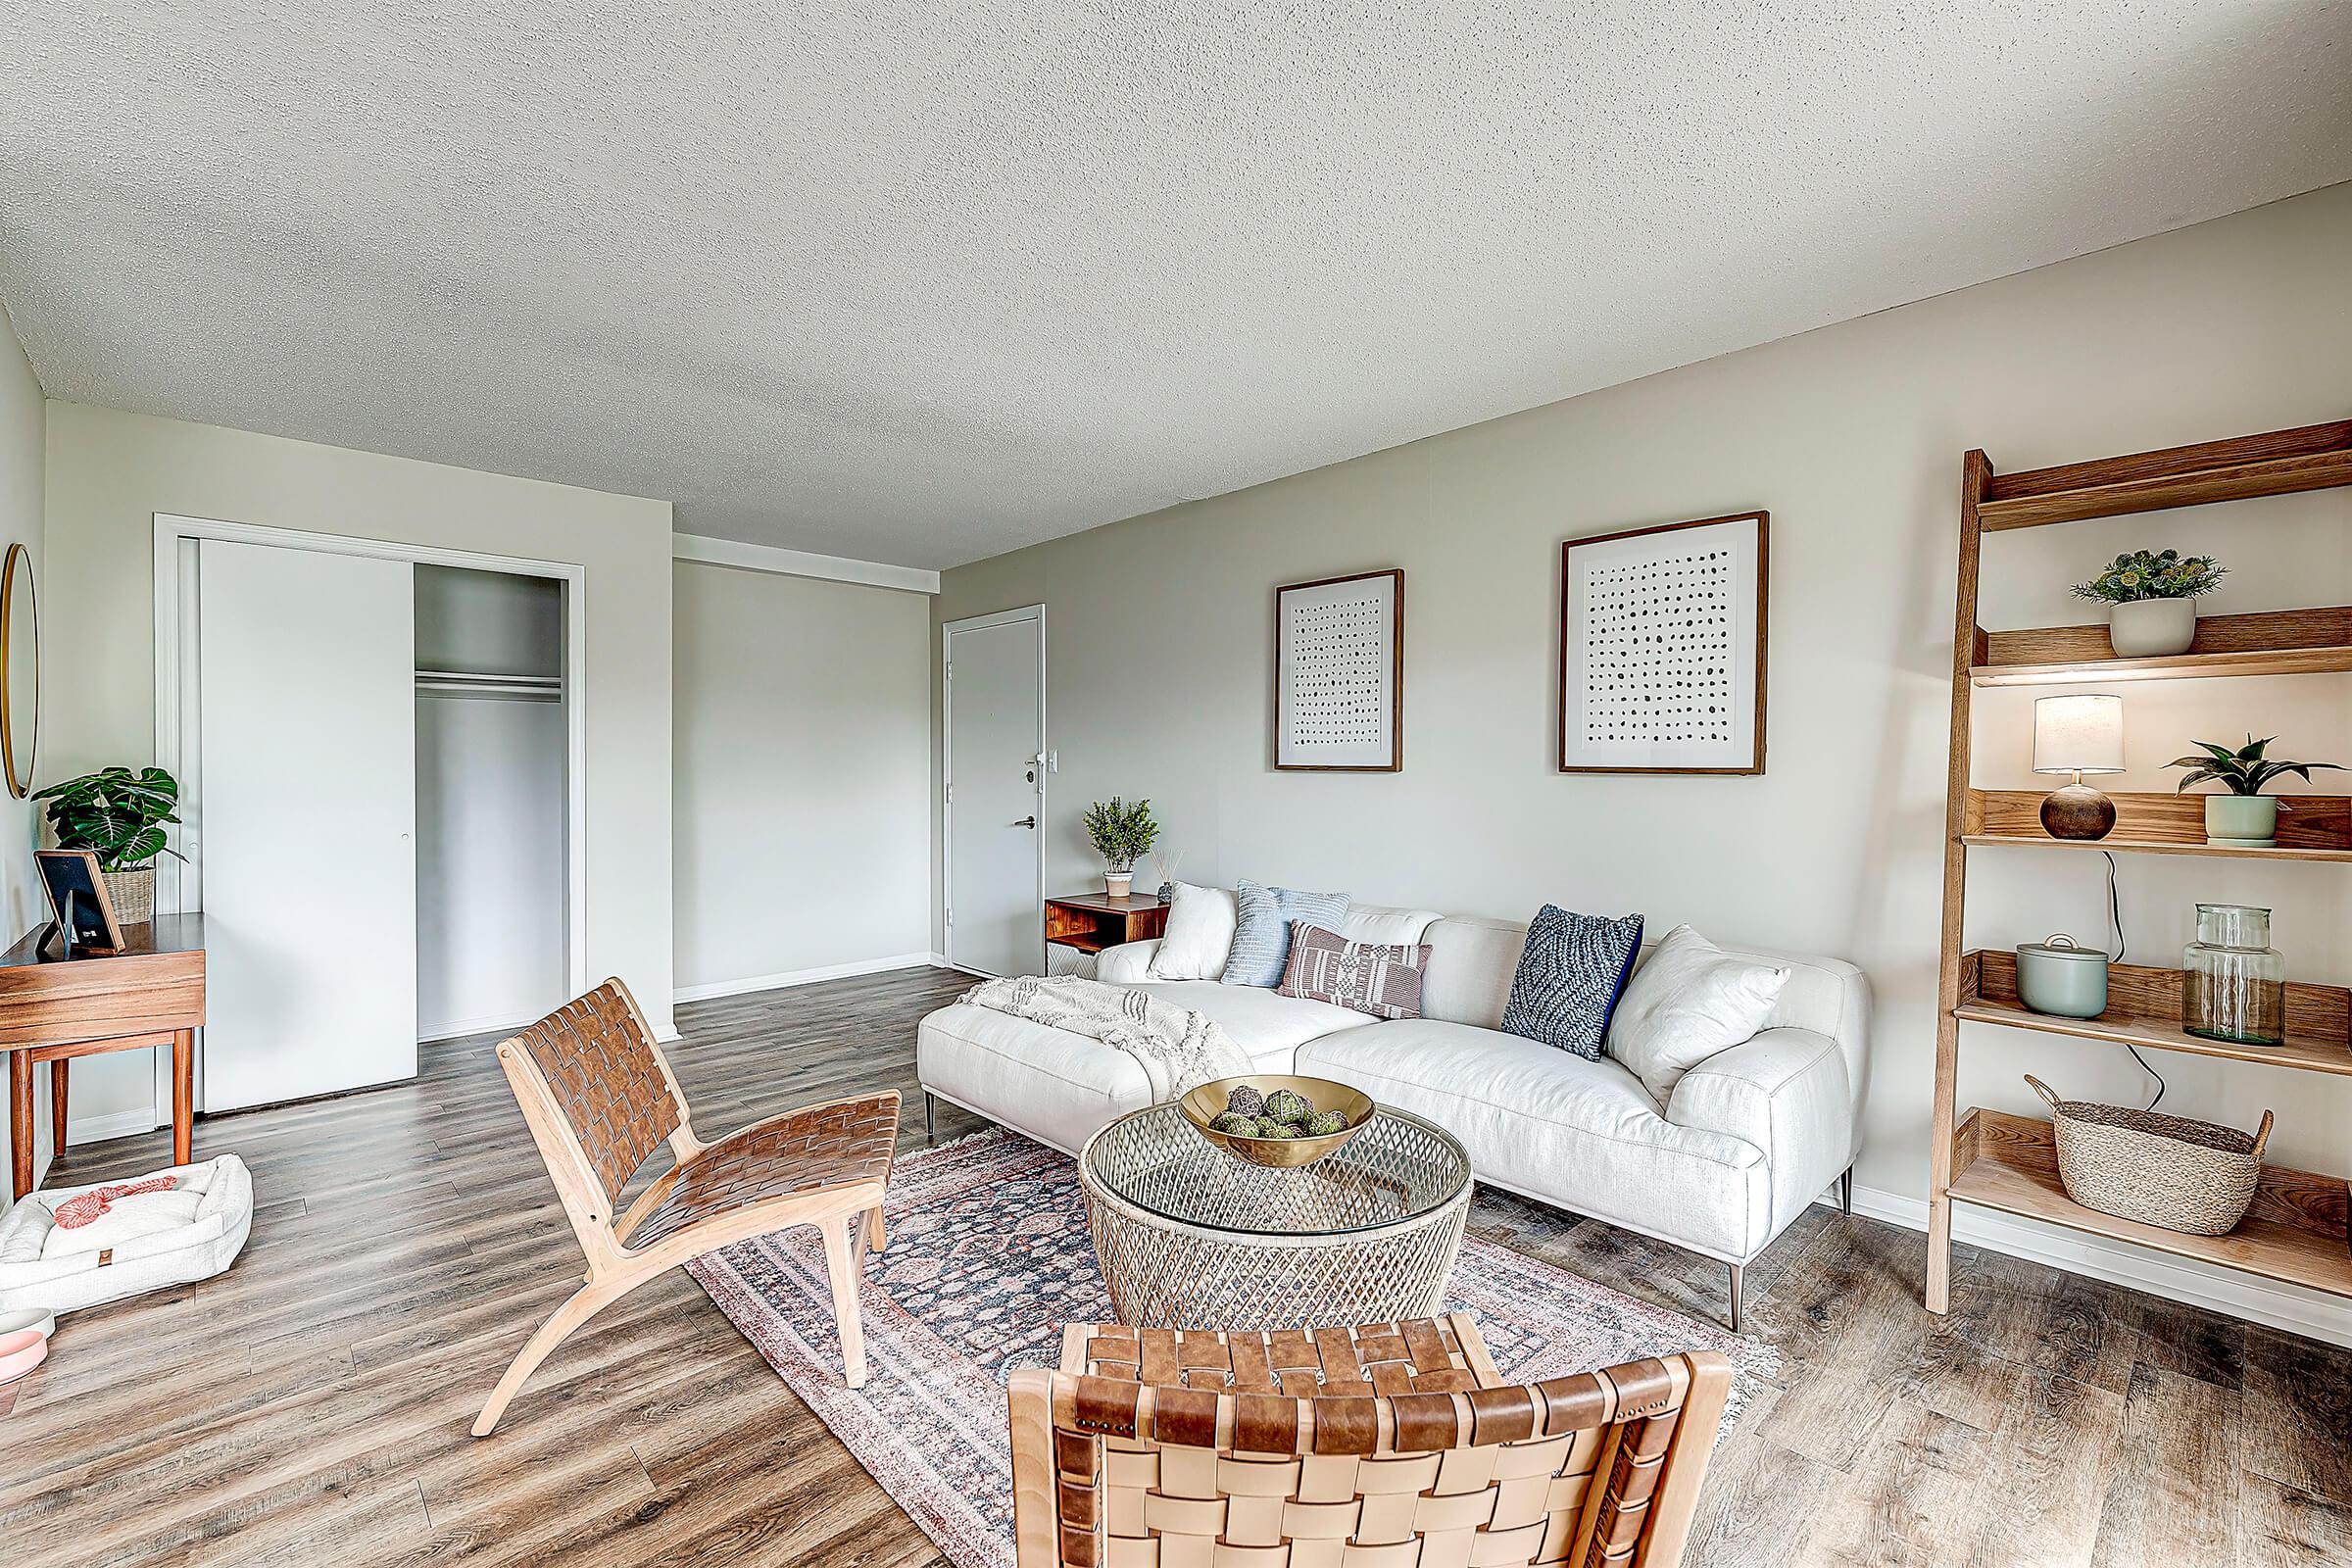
left=35, top=849, right=125, bottom=956
left=1557, top=512, right=1767, bottom=775
left=1274, top=567, right=1404, bottom=771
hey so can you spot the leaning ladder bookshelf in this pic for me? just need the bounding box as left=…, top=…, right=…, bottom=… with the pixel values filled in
left=1928, top=417, right=2352, bottom=1316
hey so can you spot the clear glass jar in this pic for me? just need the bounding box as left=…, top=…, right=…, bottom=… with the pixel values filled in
left=2181, top=904, right=2286, bottom=1046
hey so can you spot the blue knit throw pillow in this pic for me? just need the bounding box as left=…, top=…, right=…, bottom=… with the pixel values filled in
left=1220, top=879, right=1349, bottom=987
left=1500, top=906, right=1644, bottom=1060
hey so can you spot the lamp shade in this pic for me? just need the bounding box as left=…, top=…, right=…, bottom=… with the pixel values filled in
left=2034, top=694, right=2125, bottom=775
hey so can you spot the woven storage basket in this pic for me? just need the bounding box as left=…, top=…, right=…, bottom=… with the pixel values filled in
left=2026, top=1075, right=2271, bottom=1237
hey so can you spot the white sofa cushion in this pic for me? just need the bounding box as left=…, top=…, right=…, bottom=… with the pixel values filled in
left=1338, top=906, right=1442, bottom=947
left=1135, top=979, right=1377, bottom=1065
left=1150, top=882, right=1237, bottom=980
left=1418, top=915, right=1530, bottom=1029
left=917, top=1002, right=1152, bottom=1154
left=1605, top=926, right=1788, bottom=1104
left=1298, top=1019, right=1770, bottom=1260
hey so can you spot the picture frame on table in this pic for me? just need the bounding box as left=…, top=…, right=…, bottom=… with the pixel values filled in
left=35, top=849, right=125, bottom=956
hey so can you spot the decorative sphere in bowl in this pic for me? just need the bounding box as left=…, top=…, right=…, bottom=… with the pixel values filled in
left=1178, top=1075, right=1376, bottom=1167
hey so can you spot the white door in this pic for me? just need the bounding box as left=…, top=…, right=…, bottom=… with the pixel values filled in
left=198, top=540, right=417, bottom=1109
left=946, top=609, right=1044, bottom=976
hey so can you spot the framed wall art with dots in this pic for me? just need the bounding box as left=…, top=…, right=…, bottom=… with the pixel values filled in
left=1274, top=567, right=1403, bottom=771
left=1557, top=512, right=1767, bottom=775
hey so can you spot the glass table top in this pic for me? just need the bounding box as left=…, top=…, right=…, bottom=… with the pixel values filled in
left=1080, top=1102, right=1472, bottom=1238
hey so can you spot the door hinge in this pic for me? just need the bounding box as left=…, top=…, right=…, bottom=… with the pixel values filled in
left=946, top=782, right=954, bottom=805
left=944, top=662, right=953, bottom=682
left=945, top=907, right=954, bottom=927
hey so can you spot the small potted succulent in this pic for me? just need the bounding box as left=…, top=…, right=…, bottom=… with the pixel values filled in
left=2072, top=549, right=2225, bottom=658
left=1081, top=796, right=1158, bottom=898
left=31, top=765, right=184, bottom=922
left=2167, top=735, right=2343, bottom=848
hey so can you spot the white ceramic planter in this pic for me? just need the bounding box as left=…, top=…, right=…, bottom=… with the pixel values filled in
left=2107, top=598, right=2197, bottom=658
left=2204, top=795, right=2278, bottom=848
left=1103, top=871, right=1133, bottom=898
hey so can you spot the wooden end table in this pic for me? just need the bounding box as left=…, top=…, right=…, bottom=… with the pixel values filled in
left=1045, top=892, right=1169, bottom=957
left=0, top=913, right=207, bottom=1198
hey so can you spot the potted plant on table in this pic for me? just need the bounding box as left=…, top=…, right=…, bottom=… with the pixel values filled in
left=32, top=765, right=183, bottom=923
left=2072, top=549, right=2225, bottom=658
left=2167, top=736, right=2342, bottom=848
left=1082, top=797, right=1158, bottom=899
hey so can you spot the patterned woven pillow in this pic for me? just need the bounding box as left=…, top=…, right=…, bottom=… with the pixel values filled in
left=1277, top=923, right=1432, bottom=1019
left=1220, top=879, right=1350, bottom=987
left=1499, top=906, right=1644, bottom=1060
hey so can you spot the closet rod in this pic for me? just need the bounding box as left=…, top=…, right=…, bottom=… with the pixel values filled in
left=416, top=668, right=561, bottom=687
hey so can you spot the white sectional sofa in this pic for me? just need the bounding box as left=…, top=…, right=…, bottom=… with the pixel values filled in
left=915, top=907, right=1869, bottom=1328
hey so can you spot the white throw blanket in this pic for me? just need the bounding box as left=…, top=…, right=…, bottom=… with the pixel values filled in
left=959, top=975, right=1250, bottom=1102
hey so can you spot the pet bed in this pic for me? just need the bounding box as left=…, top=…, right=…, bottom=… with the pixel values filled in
left=0, top=1154, right=252, bottom=1314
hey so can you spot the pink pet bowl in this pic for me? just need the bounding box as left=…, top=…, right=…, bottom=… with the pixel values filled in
left=0, top=1326, right=48, bottom=1387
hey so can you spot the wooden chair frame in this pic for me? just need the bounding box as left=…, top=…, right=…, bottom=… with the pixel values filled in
left=1009, top=1315, right=1733, bottom=1567
left=474, top=978, right=898, bottom=1436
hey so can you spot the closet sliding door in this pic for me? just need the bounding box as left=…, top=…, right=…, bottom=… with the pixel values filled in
left=197, top=540, right=417, bottom=1109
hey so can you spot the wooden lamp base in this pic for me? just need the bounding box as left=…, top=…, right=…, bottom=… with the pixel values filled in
left=2040, top=780, right=2118, bottom=840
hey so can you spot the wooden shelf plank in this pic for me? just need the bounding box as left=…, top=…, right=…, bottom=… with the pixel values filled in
left=1961, top=833, right=2352, bottom=863
left=1955, top=950, right=2352, bottom=1077
left=1948, top=1109, right=2352, bottom=1298
left=1974, top=607, right=2352, bottom=686
left=1978, top=421, right=2352, bottom=530
left=1964, top=790, right=2352, bottom=860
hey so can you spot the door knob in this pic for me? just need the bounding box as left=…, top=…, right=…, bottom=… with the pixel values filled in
left=1012, top=815, right=1037, bottom=828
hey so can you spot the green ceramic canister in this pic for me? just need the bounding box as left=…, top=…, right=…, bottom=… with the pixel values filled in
left=2014, top=934, right=2109, bottom=1019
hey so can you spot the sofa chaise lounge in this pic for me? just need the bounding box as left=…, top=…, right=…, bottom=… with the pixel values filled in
left=916, top=906, right=1868, bottom=1328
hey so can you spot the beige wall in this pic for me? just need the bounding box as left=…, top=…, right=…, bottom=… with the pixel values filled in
left=674, top=563, right=933, bottom=994
left=938, top=185, right=2352, bottom=1249
left=43, top=402, right=676, bottom=1127
left=0, top=311, right=48, bottom=1197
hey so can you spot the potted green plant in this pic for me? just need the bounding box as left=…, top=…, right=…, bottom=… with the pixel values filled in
left=1081, top=796, right=1158, bottom=898
left=2166, top=736, right=2342, bottom=848
left=31, top=765, right=183, bottom=922
left=2072, top=549, right=2224, bottom=658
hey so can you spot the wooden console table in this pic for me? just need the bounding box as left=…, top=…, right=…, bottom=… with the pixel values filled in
left=0, top=913, right=206, bottom=1199
left=1045, top=892, right=1169, bottom=956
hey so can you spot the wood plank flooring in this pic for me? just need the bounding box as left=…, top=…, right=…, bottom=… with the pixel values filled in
left=6, top=966, right=2347, bottom=1566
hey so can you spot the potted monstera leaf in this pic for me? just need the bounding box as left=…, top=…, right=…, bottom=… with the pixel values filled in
left=32, top=765, right=183, bottom=923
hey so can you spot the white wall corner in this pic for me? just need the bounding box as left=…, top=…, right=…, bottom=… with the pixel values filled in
left=672, top=532, right=940, bottom=595
left=1851, top=1183, right=2352, bottom=1351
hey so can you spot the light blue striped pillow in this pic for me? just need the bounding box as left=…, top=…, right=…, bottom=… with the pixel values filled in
left=1220, top=879, right=1350, bottom=987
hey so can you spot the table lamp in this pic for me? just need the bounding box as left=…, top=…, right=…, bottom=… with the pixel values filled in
left=2034, top=694, right=2124, bottom=840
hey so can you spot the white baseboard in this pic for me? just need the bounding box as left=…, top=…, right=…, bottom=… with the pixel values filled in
left=1851, top=1183, right=2352, bottom=1350
left=673, top=952, right=942, bottom=1004
left=417, top=1008, right=545, bottom=1043
left=66, top=1108, right=165, bottom=1147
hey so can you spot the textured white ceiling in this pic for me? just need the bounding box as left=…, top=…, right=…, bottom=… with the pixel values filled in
left=2, top=4, right=2347, bottom=568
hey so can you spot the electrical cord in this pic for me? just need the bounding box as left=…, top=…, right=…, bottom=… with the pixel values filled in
left=2103, top=849, right=2166, bottom=1110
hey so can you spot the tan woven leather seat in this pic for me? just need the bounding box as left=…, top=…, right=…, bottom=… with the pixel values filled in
left=472, top=978, right=899, bottom=1436
left=1010, top=1315, right=1731, bottom=1567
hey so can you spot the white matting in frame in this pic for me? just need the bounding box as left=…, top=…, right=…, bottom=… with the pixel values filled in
left=1275, top=567, right=1402, bottom=771
left=1558, top=512, right=1767, bottom=775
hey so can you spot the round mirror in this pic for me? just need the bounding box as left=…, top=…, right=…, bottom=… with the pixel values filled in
left=2, top=542, right=37, bottom=800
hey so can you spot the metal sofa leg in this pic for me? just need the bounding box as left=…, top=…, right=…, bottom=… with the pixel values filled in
left=1838, top=1166, right=1853, bottom=1216
left=924, top=1091, right=936, bottom=1146
left=1728, top=1263, right=1743, bottom=1334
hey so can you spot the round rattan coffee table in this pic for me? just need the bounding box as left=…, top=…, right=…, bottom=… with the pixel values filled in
left=1077, top=1102, right=1473, bottom=1331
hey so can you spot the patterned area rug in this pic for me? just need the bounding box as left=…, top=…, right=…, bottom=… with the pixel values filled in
left=687, top=1129, right=1778, bottom=1568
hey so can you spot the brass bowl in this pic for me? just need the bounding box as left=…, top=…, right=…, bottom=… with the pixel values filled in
left=1177, top=1074, right=1377, bottom=1168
